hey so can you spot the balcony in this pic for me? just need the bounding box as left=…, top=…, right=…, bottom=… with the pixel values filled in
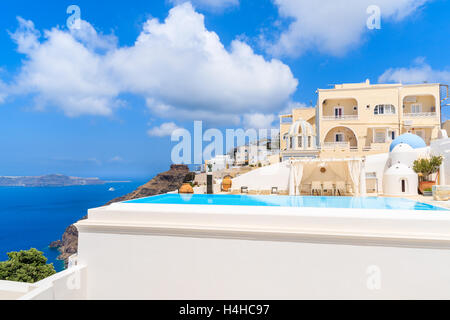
left=322, top=142, right=350, bottom=150
left=321, top=115, right=359, bottom=121
left=363, top=143, right=390, bottom=152
left=403, top=112, right=437, bottom=118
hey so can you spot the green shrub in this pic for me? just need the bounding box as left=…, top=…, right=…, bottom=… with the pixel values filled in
left=413, top=156, right=443, bottom=181
left=0, top=248, right=56, bottom=283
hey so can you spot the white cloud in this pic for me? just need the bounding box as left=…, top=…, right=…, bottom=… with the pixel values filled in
left=9, top=17, right=121, bottom=117
left=148, top=122, right=181, bottom=137
left=267, top=0, right=429, bottom=57
left=279, top=100, right=308, bottom=115
left=169, top=0, right=239, bottom=10
left=0, top=80, right=6, bottom=104
left=378, top=57, right=450, bottom=84
left=70, top=20, right=118, bottom=52
left=6, top=3, right=297, bottom=124
left=242, top=113, right=277, bottom=129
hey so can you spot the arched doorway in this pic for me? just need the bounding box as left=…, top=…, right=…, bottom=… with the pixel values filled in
left=323, top=126, right=358, bottom=149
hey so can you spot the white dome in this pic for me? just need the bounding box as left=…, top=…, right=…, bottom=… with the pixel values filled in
left=288, top=119, right=314, bottom=136
left=389, top=143, right=420, bottom=168
left=391, top=143, right=414, bottom=153
left=384, top=163, right=415, bottom=176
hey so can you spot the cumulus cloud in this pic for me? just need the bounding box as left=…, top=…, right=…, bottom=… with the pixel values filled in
left=148, top=122, right=181, bottom=137
left=9, top=17, right=121, bottom=116
left=5, top=3, right=297, bottom=124
left=242, top=113, right=277, bottom=129
left=267, top=0, right=429, bottom=57
left=378, top=57, right=450, bottom=84
left=169, top=0, right=239, bottom=10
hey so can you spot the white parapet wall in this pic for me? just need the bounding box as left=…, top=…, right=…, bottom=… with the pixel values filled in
left=231, top=162, right=290, bottom=192
left=0, top=264, right=87, bottom=300
left=72, top=201, right=450, bottom=300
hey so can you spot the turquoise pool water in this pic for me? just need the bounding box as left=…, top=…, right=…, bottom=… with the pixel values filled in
left=124, top=194, right=447, bottom=211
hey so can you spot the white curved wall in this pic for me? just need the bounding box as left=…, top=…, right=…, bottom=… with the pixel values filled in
left=365, top=153, right=389, bottom=193
left=431, top=139, right=450, bottom=185
left=231, top=162, right=290, bottom=191
left=383, top=172, right=418, bottom=196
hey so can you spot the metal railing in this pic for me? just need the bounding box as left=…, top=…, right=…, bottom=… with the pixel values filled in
left=322, top=142, right=350, bottom=149
left=321, top=115, right=358, bottom=121
left=403, top=112, right=437, bottom=118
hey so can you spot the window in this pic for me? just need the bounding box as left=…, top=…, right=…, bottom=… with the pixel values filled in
left=283, top=134, right=288, bottom=150
left=289, top=137, right=293, bottom=149
left=374, top=104, right=395, bottom=115
left=334, top=107, right=343, bottom=118
left=297, top=136, right=302, bottom=148
left=335, top=133, right=344, bottom=142
left=308, top=136, right=312, bottom=148
left=389, top=130, right=396, bottom=140
left=401, top=179, right=406, bottom=193
left=411, top=103, right=422, bottom=113
left=415, top=130, right=424, bottom=139
left=375, top=132, right=386, bottom=143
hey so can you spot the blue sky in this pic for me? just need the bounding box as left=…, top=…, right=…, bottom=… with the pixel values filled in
left=0, top=0, right=449, bottom=179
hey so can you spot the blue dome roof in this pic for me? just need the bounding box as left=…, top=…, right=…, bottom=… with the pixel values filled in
left=390, top=133, right=426, bottom=152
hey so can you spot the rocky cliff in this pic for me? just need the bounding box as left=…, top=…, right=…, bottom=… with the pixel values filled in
left=52, top=164, right=191, bottom=263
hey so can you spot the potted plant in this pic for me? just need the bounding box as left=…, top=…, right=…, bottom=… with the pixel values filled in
left=413, top=155, right=443, bottom=194
left=423, top=188, right=433, bottom=197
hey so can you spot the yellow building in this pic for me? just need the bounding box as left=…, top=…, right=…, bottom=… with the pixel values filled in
left=280, top=80, right=448, bottom=159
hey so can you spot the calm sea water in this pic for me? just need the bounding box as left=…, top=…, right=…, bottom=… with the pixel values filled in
left=0, top=180, right=146, bottom=272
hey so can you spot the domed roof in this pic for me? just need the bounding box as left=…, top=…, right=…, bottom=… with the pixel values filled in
left=389, top=133, right=426, bottom=152
left=288, top=119, right=314, bottom=136
left=384, top=163, right=416, bottom=176
left=391, top=143, right=414, bottom=153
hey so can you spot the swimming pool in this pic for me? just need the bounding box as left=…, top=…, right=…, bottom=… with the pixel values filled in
left=124, top=194, right=447, bottom=211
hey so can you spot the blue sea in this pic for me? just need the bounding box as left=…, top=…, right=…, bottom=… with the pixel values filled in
left=0, top=179, right=146, bottom=272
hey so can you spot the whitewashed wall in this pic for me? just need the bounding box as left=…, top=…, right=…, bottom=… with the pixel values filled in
left=75, top=203, right=450, bottom=299
left=431, top=138, right=450, bottom=184
left=231, top=162, right=290, bottom=191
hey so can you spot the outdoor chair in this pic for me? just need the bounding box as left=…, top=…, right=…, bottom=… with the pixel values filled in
left=335, top=181, right=346, bottom=196
left=323, top=181, right=334, bottom=196
left=271, top=187, right=279, bottom=195
left=241, top=186, right=248, bottom=194
left=311, top=181, right=322, bottom=196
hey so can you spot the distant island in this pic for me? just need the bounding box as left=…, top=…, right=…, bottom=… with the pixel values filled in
left=0, top=174, right=107, bottom=187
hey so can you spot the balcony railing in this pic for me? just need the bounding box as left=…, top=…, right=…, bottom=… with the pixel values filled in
left=362, top=143, right=390, bottom=152
left=321, top=115, right=358, bottom=121
left=403, top=112, right=437, bottom=118
left=322, top=142, right=350, bottom=149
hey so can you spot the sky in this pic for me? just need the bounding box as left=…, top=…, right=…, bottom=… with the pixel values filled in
left=0, top=0, right=449, bottom=179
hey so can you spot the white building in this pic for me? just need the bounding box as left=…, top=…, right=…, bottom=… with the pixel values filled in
left=234, top=139, right=280, bottom=166
left=205, top=155, right=234, bottom=172
left=234, top=145, right=249, bottom=166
